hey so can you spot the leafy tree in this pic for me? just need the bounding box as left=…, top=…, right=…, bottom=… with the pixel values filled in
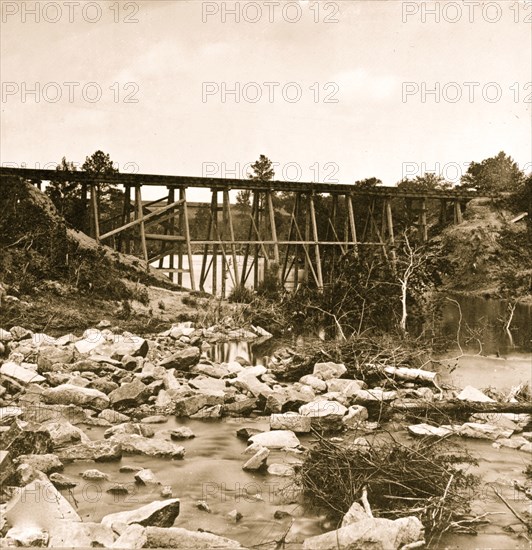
left=397, top=173, right=450, bottom=192
left=45, top=158, right=84, bottom=229
left=460, top=151, right=524, bottom=193
left=354, top=177, right=382, bottom=188
left=236, top=154, right=275, bottom=207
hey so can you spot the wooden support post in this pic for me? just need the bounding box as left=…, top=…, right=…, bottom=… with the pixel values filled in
left=119, top=185, right=131, bottom=253
left=90, top=184, right=100, bottom=242
left=253, top=191, right=261, bottom=289
left=304, top=195, right=310, bottom=284
left=176, top=188, right=184, bottom=287
left=420, top=198, right=428, bottom=242
left=454, top=200, right=463, bottom=224
left=241, top=191, right=259, bottom=288
left=223, top=189, right=240, bottom=287
left=211, top=190, right=219, bottom=295
left=181, top=188, right=195, bottom=291
left=347, top=194, right=358, bottom=256
left=439, top=199, right=447, bottom=226
left=385, top=197, right=396, bottom=265
left=266, top=190, right=280, bottom=266
left=220, top=191, right=228, bottom=298
left=135, top=186, right=149, bottom=266
left=309, top=193, right=324, bottom=290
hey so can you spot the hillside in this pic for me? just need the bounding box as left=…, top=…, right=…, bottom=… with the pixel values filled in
left=436, top=197, right=532, bottom=300
left=0, top=180, right=215, bottom=335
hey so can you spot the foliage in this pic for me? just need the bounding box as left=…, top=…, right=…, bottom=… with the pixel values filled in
left=397, top=173, right=451, bottom=191
left=45, top=150, right=120, bottom=232
left=460, top=151, right=524, bottom=193
left=299, top=435, right=479, bottom=546
left=236, top=154, right=275, bottom=207
left=228, top=284, right=254, bottom=304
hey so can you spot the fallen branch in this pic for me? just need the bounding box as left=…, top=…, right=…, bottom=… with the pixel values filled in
left=491, top=487, right=529, bottom=529
left=367, top=399, right=532, bottom=416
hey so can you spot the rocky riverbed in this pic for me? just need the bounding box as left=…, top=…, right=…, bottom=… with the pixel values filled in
left=0, top=319, right=531, bottom=548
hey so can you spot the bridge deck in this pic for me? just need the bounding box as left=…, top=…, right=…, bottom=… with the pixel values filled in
left=0, top=167, right=481, bottom=200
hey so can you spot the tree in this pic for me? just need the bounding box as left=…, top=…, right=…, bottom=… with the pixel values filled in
left=460, top=151, right=524, bottom=193
left=236, top=154, right=275, bottom=207
left=397, top=173, right=450, bottom=192
left=45, top=157, right=84, bottom=229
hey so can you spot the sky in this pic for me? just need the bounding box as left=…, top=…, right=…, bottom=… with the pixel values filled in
left=1, top=0, right=531, bottom=201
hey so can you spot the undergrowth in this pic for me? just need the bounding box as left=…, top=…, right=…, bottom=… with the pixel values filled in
left=299, top=433, right=479, bottom=547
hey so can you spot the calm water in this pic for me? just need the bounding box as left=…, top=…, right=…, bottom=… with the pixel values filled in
left=60, top=294, right=531, bottom=548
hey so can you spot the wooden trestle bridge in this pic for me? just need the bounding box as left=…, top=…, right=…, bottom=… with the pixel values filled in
left=0, top=167, right=481, bottom=295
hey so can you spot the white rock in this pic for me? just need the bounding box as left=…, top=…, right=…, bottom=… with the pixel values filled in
left=0, top=361, right=45, bottom=384
left=111, top=524, right=147, bottom=549
left=145, top=526, right=242, bottom=548
left=101, top=499, right=181, bottom=529
left=267, top=463, right=295, bottom=477
left=48, top=522, right=116, bottom=548
left=455, top=422, right=513, bottom=440
left=242, top=447, right=270, bottom=470
left=341, top=502, right=370, bottom=527
left=135, top=468, right=159, bottom=485
left=303, top=516, right=425, bottom=550
left=299, top=375, right=327, bottom=392
left=249, top=430, right=300, bottom=449
left=41, top=384, right=109, bottom=410
left=299, top=400, right=347, bottom=418
left=5, top=479, right=81, bottom=530
left=4, top=526, right=49, bottom=547
left=457, top=386, right=496, bottom=403
left=270, top=413, right=312, bottom=433
left=407, top=423, right=453, bottom=438
left=342, top=405, right=369, bottom=428
left=313, top=362, right=347, bottom=380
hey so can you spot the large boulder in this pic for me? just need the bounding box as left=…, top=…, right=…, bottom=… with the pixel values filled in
left=111, top=524, right=147, bottom=549
left=101, top=499, right=180, bottom=529
left=249, top=430, right=300, bottom=449
left=144, top=527, right=242, bottom=548
left=174, top=393, right=224, bottom=417
left=40, top=421, right=91, bottom=448
left=15, top=453, right=64, bottom=474
left=4, top=478, right=81, bottom=530
left=299, top=400, right=347, bottom=418
left=270, top=413, right=312, bottom=433
left=104, top=422, right=155, bottom=439
left=1, top=361, right=45, bottom=384
left=41, top=384, right=109, bottom=410
left=159, top=347, right=200, bottom=370
left=109, top=378, right=148, bottom=408
left=57, top=440, right=122, bottom=462
left=110, top=434, right=185, bottom=459
left=313, top=362, right=347, bottom=380
left=47, top=522, right=116, bottom=548
left=303, top=516, right=425, bottom=550
left=242, top=447, right=269, bottom=471
left=37, top=347, right=75, bottom=372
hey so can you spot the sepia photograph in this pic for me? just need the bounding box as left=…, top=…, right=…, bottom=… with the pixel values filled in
left=0, top=1, right=531, bottom=548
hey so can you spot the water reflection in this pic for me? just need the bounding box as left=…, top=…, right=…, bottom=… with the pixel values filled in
left=438, top=294, right=532, bottom=354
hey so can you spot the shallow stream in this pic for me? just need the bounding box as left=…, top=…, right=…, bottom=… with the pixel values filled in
left=62, top=295, right=531, bottom=548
